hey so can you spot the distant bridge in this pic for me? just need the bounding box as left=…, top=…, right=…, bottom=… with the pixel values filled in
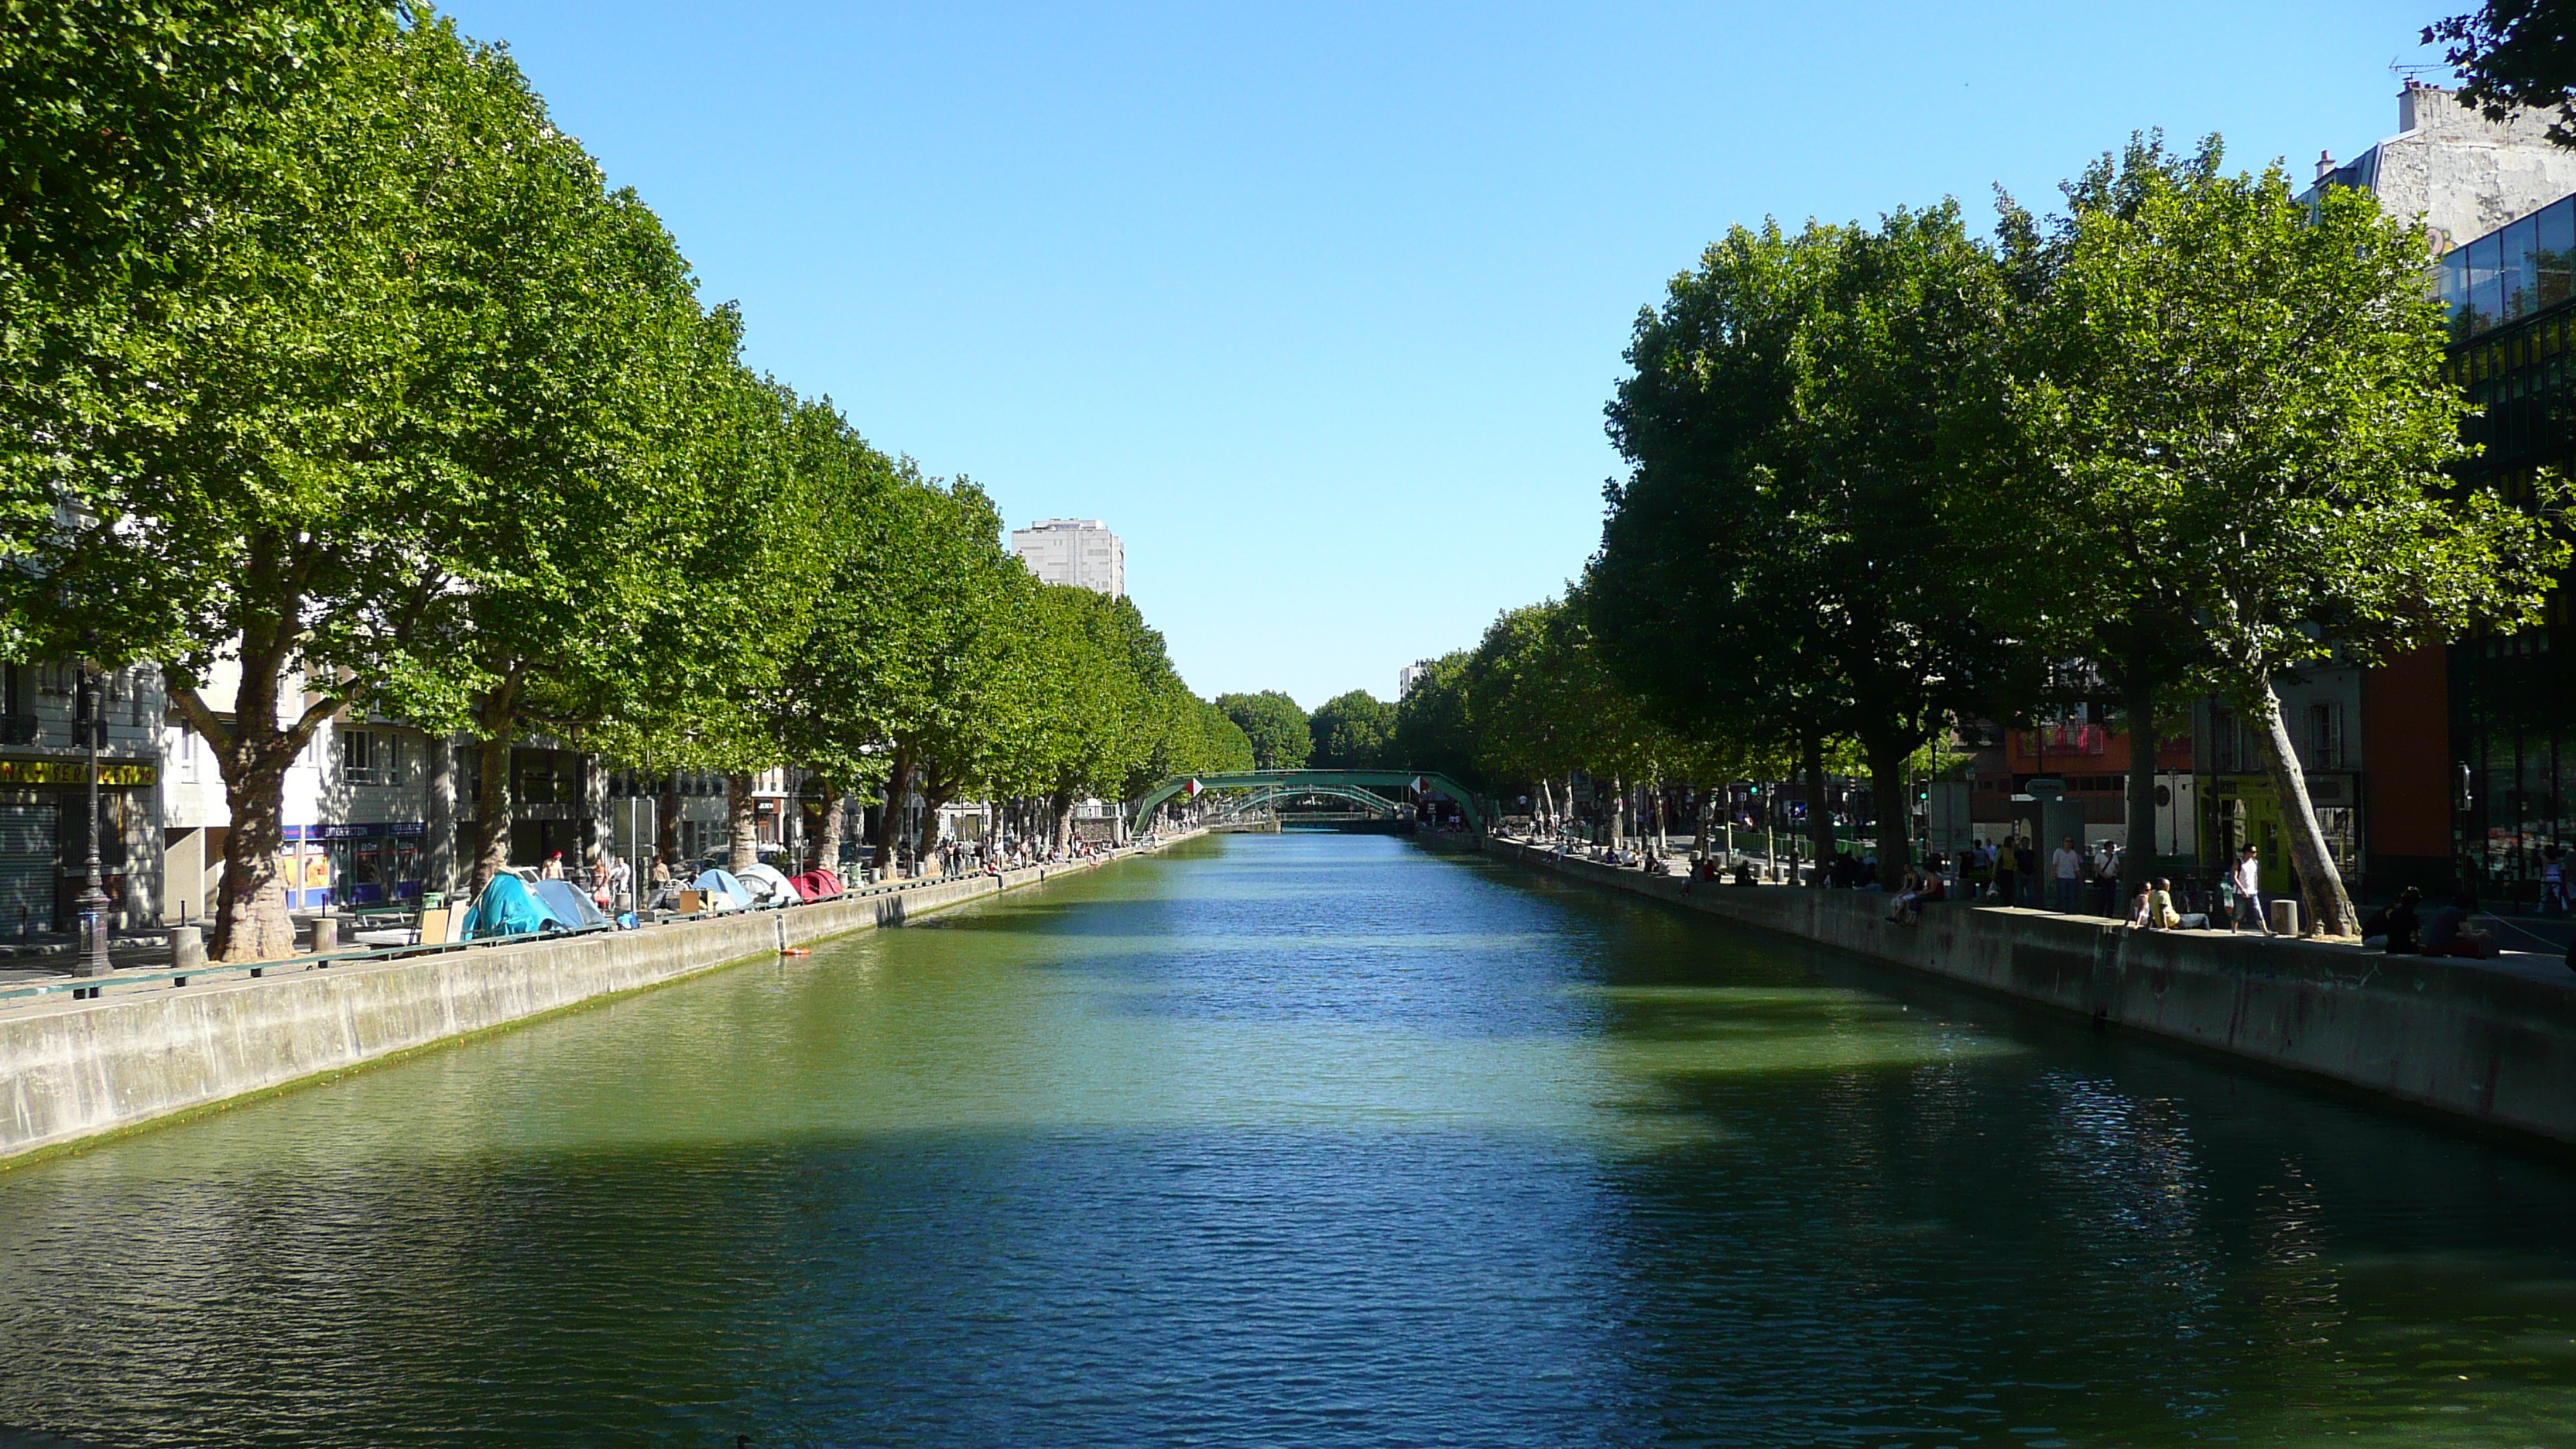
left=1196, top=783, right=1406, bottom=828
left=1134, top=769, right=1495, bottom=840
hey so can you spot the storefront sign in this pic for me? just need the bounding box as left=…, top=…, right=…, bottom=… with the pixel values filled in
left=285, top=821, right=425, bottom=841
left=0, top=758, right=156, bottom=786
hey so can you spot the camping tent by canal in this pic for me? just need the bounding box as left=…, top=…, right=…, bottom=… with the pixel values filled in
left=531, top=879, right=612, bottom=933
left=462, top=873, right=617, bottom=939
left=738, top=863, right=803, bottom=907
left=690, top=868, right=757, bottom=912
left=461, top=874, right=555, bottom=939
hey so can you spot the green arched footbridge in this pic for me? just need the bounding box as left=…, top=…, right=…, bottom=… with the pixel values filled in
left=1134, top=769, right=1495, bottom=839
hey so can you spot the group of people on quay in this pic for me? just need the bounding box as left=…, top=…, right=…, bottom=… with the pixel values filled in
left=1519, top=818, right=2530, bottom=963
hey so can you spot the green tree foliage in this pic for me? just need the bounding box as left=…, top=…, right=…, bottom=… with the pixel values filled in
left=2, top=2, right=392, bottom=636
left=1389, top=654, right=1479, bottom=788
left=1216, top=690, right=1312, bottom=771
left=1184, top=697, right=1257, bottom=776
left=1452, top=593, right=1772, bottom=842
left=3, top=3, right=1231, bottom=926
left=2427, top=1, right=2576, bottom=146
left=2008, top=139, right=2564, bottom=934
left=29, top=18, right=697, bottom=957
left=1594, top=205, right=2033, bottom=879
left=1306, top=690, right=1395, bottom=769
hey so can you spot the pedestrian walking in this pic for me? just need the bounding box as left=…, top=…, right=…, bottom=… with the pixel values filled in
left=2231, top=845, right=2273, bottom=935
left=1993, top=834, right=2019, bottom=907
left=2050, top=835, right=2082, bottom=914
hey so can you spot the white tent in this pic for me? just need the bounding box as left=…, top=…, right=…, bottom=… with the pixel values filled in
left=738, top=863, right=803, bottom=907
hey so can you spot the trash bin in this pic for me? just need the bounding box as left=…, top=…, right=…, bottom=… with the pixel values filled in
left=2268, top=899, right=2300, bottom=937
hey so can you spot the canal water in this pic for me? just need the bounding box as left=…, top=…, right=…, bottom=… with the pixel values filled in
left=1, top=834, right=2573, bottom=1448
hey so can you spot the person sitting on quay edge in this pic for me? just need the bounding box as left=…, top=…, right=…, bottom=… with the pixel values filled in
left=2129, top=880, right=2156, bottom=930
left=1888, top=868, right=1945, bottom=925
left=2359, top=886, right=2422, bottom=954
left=2155, top=878, right=2204, bottom=930
left=2420, top=892, right=2499, bottom=958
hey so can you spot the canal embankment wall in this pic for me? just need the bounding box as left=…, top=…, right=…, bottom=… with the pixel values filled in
left=0, top=841, right=1187, bottom=1165
left=1479, top=835, right=2576, bottom=1148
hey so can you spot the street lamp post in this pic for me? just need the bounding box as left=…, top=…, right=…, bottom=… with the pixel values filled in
left=74, top=662, right=111, bottom=978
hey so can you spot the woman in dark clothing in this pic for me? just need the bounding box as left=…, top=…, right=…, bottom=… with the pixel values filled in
left=2380, top=886, right=2422, bottom=954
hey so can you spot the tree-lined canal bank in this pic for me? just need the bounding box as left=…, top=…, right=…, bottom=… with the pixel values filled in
left=1479, top=833, right=2576, bottom=1150
left=2, top=833, right=2572, bottom=1447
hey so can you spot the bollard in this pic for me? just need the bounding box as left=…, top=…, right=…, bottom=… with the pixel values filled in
left=2268, top=899, right=2300, bottom=937
left=171, top=925, right=206, bottom=973
left=310, top=916, right=337, bottom=954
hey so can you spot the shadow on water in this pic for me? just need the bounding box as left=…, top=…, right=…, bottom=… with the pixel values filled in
left=0, top=833, right=2570, bottom=1447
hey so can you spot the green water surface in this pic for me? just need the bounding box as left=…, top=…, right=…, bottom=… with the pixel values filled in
left=0, top=833, right=2571, bottom=1447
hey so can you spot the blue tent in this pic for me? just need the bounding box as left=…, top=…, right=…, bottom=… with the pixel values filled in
left=531, top=879, right=612, bottom=933
left=462, top=873, right=554, bottom=940
left=690, top=868, right=757, bottom=911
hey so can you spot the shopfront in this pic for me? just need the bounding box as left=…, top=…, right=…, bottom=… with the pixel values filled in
left=2196, top=772, right=2363, bottom=895
left=316, top=822, right=428, bottom=905
left=0, top=757, right=156, bottom=931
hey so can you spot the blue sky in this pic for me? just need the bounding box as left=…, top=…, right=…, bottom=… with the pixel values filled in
left=440, top=0, right=2448, bottom=708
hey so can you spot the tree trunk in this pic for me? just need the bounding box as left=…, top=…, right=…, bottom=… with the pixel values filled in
left=1802, top=732, right=1832, bottom=884
left=916, top=791, right=949, bottom=865
left=656, top=769, right=682, bottom=863
left=1865, top=734, right=1913, bottom=886
left=471, top=733, right=515, bottom=894
left=1612, top=775, right=1628, bottom=847
left=1050, top=789, right=1075, bottom=855
left=170, top=611, right=341, bottom=961
left=726, top=772, right=758, bottom=875
left=2247, top=674, right=2356, bottom=937
left=2122, top=675, right=2159, bottom=903
left=211, top=759, right=298, bottom=961
left=813, top=779, right=845, bottom=875
left=872, top=748, right=912, bottom=875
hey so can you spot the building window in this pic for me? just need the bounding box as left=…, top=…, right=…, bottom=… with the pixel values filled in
left=341, top=730, right=400, bottom=787
left=2307, top=702, right=2347, bottom=771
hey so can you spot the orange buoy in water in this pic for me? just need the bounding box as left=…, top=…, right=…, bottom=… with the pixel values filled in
left=779, top=947, right=811, bottom=957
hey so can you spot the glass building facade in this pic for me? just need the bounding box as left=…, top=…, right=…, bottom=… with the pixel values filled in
left=2442, top=197, right=2576, bottom=905
left=2437, top=192, right=2576, bottom=342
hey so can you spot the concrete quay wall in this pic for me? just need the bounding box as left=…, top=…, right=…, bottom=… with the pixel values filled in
left=1482, top=837, right=2576, bottom=1148
left=0, top=845, right=1174, bottom=1165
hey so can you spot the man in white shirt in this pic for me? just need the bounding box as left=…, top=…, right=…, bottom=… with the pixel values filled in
left=2050, top=836, right=2083, bottom=913
left=2232, top=844, right=2273, bottom=935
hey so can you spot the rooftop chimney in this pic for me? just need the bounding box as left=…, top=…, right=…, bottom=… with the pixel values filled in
left=2315, top=149, right=2336, bottom=182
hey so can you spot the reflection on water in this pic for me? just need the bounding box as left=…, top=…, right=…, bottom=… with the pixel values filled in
left=0, top=834, right=2571, bottom=1447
